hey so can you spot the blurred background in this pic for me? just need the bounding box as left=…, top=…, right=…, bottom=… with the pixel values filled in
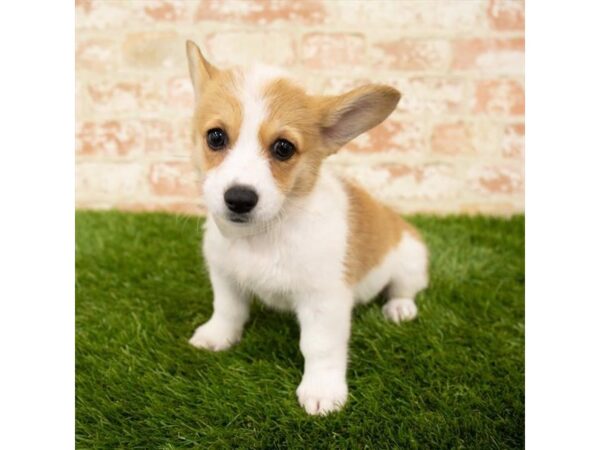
left=75, top=0, right=524, bottom=215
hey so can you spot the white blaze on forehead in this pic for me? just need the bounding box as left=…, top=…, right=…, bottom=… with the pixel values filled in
left=235, top=66, right=271, bottom=157
left=217, top=64, right=288, bottom=184
left=236, top=64, right=288, bottom=147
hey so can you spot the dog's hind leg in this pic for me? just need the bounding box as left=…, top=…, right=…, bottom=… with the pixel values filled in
left=382, top=233, right=429, bottom=324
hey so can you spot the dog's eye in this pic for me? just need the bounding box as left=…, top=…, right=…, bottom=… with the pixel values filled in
left=206, top=128, right=228, bottom=150
left=271, top=139, right=295, bottom=161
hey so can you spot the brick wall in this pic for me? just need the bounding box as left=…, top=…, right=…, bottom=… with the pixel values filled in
left=75, top=0, right=525, bottom=215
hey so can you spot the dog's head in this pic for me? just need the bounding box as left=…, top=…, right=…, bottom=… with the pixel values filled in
left=186, top=40, right=400, bottom=229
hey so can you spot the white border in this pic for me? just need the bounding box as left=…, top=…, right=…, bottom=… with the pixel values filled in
left=527, top=2, right=600, bottom=449
left=0, top=2, right=74, bottom=448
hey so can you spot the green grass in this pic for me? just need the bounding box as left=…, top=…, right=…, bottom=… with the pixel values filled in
left=76, top=211, right=524, bottom=449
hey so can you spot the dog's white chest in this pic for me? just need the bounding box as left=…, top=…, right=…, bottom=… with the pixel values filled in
left=217, top=234, right=300, bottom=309
left=203, top=221, right=333, bottom=311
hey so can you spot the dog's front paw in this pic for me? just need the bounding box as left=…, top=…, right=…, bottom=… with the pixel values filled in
left=296, top=374, right=348, bottom=416
left=382, top=298, right=418, bottom=323
left=188, top=319, right=241, bottom=352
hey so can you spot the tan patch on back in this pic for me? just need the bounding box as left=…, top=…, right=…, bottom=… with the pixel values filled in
left=192, top=69, right=242, bottom=171
left=261, top=79, right=328, bottom=197
left=343, top=180, right=420, bottom=285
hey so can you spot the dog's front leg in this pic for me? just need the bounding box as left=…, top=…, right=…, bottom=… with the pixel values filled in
left=189, top=268, right=249, bottom=351
left=295, top=288, right=352, bottom=415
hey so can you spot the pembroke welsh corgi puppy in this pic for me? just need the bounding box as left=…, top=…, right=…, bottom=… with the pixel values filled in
left=185, top=40, right=428, bottom=415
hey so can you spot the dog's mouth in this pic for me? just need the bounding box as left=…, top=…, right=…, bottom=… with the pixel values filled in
left=227, top=213, right=251, bottom=224
left=213, top=213, right=273, bottom=239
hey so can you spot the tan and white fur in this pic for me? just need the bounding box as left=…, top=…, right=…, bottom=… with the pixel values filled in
left=185, top=41, right=428, bottom=415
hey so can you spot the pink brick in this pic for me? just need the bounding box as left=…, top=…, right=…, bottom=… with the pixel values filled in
left=75, top=0, right=92, bottom=13
left=424, top=2, right=487, bottom=30
left=379, top=162, right=461, bottom=200
left=431, top=120, right=501, bottom=155
left=143, top=120, right=176, bottom=154
left=76, top=119, right=184, bottom=156
left=205, top=31, right=296, bottom=66
left=122, top=32, right=184, bottom=70
left=75, top=0, right=132, bottom=29
left=395, top=77, right=466, bottom=115
left=333, top=162, right=461, bottom=201
left=77, top=162, right=146, bottom=198
left=77, top=0, right=191, bottom=27
left=167, top=76, right=194, bottom=109
left=139, top=0, right=188, bottom=22
left=75, top=78, right=84, bottom=118
left=301, top=33, right=365, bottom=69
left=177, top=118, right=194, bottom=149
left=76, top=120, right=144, bottom=156
left=468, top=164, right=524, bottom=194
left=373, top=39, right=451, bottom=71
left=324, top=1, right=485, bottom=31
left=487, top=0, right=525, bottom=31
left=86, top=80, right=164, bottom=114
left=431, top=122, right=475, bottom=155
left=76, top=38, right=117, bottom=72
left=473, top=79, right=524, bottom=115
left=501, top=123, right=525, bottom=159
left=148, top=162, right=199, bottom=197
left=344, top=118, right=426, bottom=154
left=453, top=38, right=524, bottom=73
left=195, top=0, right=326, bottom=24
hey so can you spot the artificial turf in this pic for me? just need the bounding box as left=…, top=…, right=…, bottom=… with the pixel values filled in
left=75, top=210, right=524, bottom=449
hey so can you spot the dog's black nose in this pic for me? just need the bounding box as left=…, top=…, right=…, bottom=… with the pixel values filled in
left=224, top=186, right=258, bottom=214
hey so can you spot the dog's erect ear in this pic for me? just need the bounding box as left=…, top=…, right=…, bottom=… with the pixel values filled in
left=318, top=85, right=400, bottom=151
left=186, top=40, right=218, bottom=102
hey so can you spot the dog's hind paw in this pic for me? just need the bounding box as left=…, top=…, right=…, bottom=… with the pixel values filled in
left=382, top=298, right=418, bottom=323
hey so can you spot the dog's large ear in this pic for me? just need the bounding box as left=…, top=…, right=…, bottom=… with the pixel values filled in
left=318, top=85, right=400, bottom=152
left=186, top=40, right=218, bottom=102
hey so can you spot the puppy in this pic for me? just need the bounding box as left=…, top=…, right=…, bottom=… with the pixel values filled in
left=185, top=40, right=428, bottom=415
